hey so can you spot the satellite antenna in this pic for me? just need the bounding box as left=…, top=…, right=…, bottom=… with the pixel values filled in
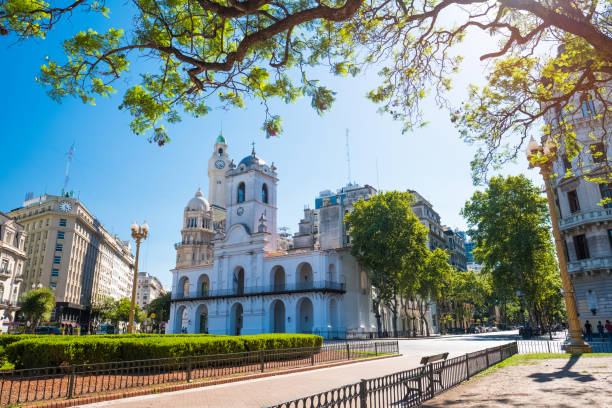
left=345, top=129, right=351, bottom=186
left=62, top=143, right=75, bottom=196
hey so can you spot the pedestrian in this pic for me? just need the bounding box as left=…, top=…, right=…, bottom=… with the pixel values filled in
left=584, top=320, right=593, bottom=342
left=597, top=321, right=605, bottom=341
left=605, top=320, right=612, bottom=343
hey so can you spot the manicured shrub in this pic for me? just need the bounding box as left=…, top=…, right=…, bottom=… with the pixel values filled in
left=6, top=334, right=323, bottom=369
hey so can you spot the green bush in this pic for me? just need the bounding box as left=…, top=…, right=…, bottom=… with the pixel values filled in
left=6, top=333, right=322, bottom=369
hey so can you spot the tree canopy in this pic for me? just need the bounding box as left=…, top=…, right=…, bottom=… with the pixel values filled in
left=2, top=0, right=609, bottom=175
left=462, top=174, right=563, bottom=326
left=20, top=288, right=55, bottom=329
left=345, top=190, right=429, bottom=335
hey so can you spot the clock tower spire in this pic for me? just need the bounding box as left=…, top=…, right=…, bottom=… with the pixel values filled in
left=208, top=131, right=229, bottom=209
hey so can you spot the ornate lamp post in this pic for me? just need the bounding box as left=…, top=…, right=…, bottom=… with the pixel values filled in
left=128, top=221, right=149, bottom=334
left=526, top=138, right=591, bottom=353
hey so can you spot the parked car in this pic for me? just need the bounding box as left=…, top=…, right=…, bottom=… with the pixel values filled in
left=34, top=326, right=62, bottom=335
left=95, top=323, right=116, bottom=334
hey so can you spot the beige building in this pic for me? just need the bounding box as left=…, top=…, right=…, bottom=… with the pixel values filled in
left=0, top=212, right=26, bottom=332
left=547, top=88, right=612, bottom=329
left=7, top=195, right=134, bottom=328
left=136, top=271, right=166, bottom=309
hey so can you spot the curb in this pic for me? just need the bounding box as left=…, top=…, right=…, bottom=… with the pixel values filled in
left=22, top=354, right=400, bottom=408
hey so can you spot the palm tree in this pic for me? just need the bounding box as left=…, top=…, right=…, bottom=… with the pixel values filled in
left=20, top=288, right=55, bottom=332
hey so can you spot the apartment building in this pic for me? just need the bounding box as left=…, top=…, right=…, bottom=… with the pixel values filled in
left=7, top=194, right=134, bottom=327
left=0, top=212, right=26, bottom=332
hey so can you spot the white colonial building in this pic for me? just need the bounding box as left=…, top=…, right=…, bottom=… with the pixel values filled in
left=168, top=135, right=433, bottom=337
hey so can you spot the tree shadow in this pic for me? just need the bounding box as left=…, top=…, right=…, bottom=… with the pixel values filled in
left=527, top=355, right=595, bottom=383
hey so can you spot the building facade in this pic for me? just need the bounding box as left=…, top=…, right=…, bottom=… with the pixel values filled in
left=136, top=272, right=166, bottom=309
left=7, top=195, right=134, bottom=328
left=548, top=89, right=612, bottom=329
left=168, top=140, right=435, bottom=337
left=443, top=227, right=468, bottom=271
left=0, top=212, right=26, bottom=332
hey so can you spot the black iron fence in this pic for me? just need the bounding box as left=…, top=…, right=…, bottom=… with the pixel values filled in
left=0, top=341, right=398, bottom=405
left=267, top=342, right=518, bottom=408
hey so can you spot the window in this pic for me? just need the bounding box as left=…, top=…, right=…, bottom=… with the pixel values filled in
left=562, top=154, right=572, bottom=171
left=590, top=142, right=606, bottom=164
left=53, top=256, right=61, bottom=264
left=50, top=282, right=57, bottom=288
left=57, top=231, right=65, bottom=239
left=573, top=234, right=590, bottom=260
left=568, top=190, right=580, bottom=213
left=262, top=183, right=268, bottom=204
left=55, top=244, right=63, bottom=252
left=0, top=260, right=8, bottom=273
left=51, top=269, right=59, bottom=277
left=237, top=182, right=245, bottom=203
left=581, top=94, right=595, bottom=117
left=59, top=219, right=67, bottom=227
left=600, top=184, right=612, bottom=209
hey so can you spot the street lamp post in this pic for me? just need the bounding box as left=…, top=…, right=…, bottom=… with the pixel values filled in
left=526, top=138, right=591, bottom=353
left=128, top=221, right=149, bottom=334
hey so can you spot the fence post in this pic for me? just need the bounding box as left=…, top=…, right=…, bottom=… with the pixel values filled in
left=375, top=342, right=378, bottom=357
left=186, top=359, right=192, bottom=383
left=347, top=343, right=351, bottom=360
left=260, top=350, right=265, bottom=372
left=311, top=347, right=315, bottom=366
left=464, top=354, right=470, bottom=380
left=67, top=365, right=76, bottom=398
left=359, top=379, right=368, bottom=407
left=485, top=347, right=490, bottom=367
left=428, top=363, right=435, bottom=398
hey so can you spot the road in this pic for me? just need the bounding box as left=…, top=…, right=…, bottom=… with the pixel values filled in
left=80, top=331, right=522, bottom=408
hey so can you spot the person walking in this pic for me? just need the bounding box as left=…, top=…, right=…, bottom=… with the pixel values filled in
left=597, top=321, right=605, bottom=341
left=584, top=320, right=593, bottom=342
left=605, top=320, right=612, bottom=343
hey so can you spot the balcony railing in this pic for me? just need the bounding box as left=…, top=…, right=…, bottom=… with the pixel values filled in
left=0, top=269, right=10, bottom=279
left=13, top=274, right=23, bottom=282
left=567, top=256, right=612, bottom=274
left=174, top=241, right=209, bottom=248
left=172, top=280, right=345, bottom=300
left=559, top=208, right=612, bottom=230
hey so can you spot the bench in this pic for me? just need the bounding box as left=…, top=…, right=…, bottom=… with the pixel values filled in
left=399, top=352, right=449, bottom=403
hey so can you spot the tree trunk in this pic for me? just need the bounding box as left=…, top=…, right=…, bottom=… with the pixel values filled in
left=373, top=296, right=382, bottom=338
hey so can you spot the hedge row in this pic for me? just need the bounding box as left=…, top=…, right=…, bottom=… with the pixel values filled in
left=6, top=334, right=323, bottom=369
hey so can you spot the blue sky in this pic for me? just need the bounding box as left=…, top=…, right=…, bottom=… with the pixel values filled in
left=0, top=9, right=540, bottom=290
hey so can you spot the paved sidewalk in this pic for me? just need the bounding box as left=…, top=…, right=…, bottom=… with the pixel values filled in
left=81, top=354, right=421, bottom=408
left=81, top=333, right=517, bottom=408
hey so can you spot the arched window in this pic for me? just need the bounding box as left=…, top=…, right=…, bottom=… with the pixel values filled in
left=237, top=182, right=245, bottom=203
left=262, top=183, right=268, bottom=204
left=581, top=94, right=595, bottom=117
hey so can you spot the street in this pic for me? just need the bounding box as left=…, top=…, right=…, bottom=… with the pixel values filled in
left=80, top=331, right=522, bottom=408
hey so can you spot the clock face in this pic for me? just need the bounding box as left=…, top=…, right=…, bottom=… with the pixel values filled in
left=215, top=160, right=226, bottom=169
left=59, top=201, right=72, bottom=213
left=237, top=207, right=244, bottom=216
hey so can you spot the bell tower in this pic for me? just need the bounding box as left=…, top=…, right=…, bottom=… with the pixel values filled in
left=208, top=132, right=229, bottom=209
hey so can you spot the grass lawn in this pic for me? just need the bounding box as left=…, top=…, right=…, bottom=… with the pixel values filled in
left=476, top=352, right=612, bottom=378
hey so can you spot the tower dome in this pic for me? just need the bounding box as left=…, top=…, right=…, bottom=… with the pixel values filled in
left=186, top=188, right=210, bottom=211
left=238, top=146, right=266, bottom=167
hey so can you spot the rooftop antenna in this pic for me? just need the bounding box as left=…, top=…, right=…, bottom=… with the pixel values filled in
left=345, top=129, right=351, bottom=186
left=62, top=143, right=75, bottom=196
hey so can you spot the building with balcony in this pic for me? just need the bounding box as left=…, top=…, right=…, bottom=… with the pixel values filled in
left=136, top=271, right=166, bottom=309
left=168, top=138, right=434, bottom=337
left=0, top=212, right=26, bottom=332
left=548, top=88, right=612, bottom=329
left=6, top=195, right=134, bottom=330
left=443, top=227, right=468, bottom=271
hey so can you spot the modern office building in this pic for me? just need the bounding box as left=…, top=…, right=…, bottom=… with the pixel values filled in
left=7, top=195, right=134, bottom=328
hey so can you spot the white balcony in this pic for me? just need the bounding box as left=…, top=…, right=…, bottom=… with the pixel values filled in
left=567, top=256, right=612, bottom=274
left=559, top=208, right=612, bottom=231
